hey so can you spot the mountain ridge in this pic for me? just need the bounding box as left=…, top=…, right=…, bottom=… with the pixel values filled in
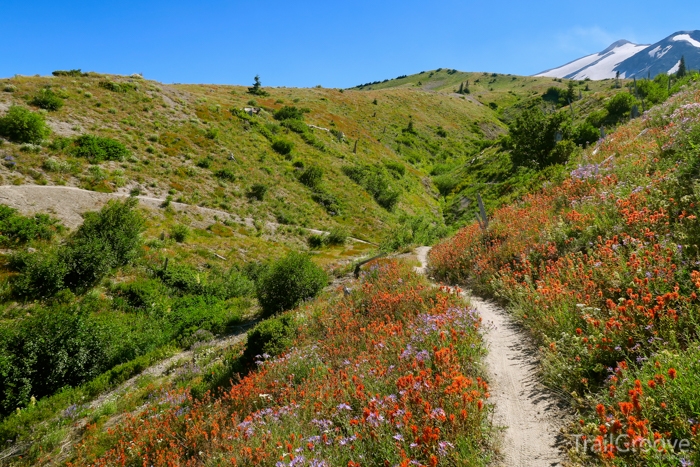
left=536, top=30, right=700, bottom=80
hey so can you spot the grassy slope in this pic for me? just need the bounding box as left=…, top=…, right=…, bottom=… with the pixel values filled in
left=0, top=74, right=504, bottom=250
left=355, top=69, right=635, bottom=225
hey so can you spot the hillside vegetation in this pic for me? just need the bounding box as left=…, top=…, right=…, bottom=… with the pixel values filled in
left=0, top=65, right=695, bottom=466
left=430, top=80, right=700, bottom=465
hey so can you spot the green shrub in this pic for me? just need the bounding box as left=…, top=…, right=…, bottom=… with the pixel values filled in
left=0, top=106, right=49, bottom=144
left=508, top=107, right=571, bottom=168
left=71, top=135, right=130, bottom=163
left=242, top=315, right=296, bottom=364
left=0, top=205, right=61, bottom=246
left=214, top=168, right=236, bottom=181
left=542, top=86, right=569, bottom=107
left=585, top=109, right=608, bottom=129
left=170, top=224, right=189, bottom=242
left=75, top=198, right=144, bottom=267
left=380, top=213, right=449, bottom=252
left=157, top=263, right=254, bottom=300
left=29, top=89, right=64, bottom=111
left=384, top=161, right=406, bottom=178
left=113, top=278, right=168, bottom=314
left=52, top=69, right=87, bottom=77
left=433, top=172, right=461, bottom=197
left=573, top=122, right=600, bottom=146
left=11, top=198, right=145, bottom=298
left=99, top=81, right=136, bottom=93
left=255, top=251, right=327, bottom=317
left=42, top=156, right=73, bottom=173
left=10, top=249, right=69, bottom=298
left=196, top=157, right=212, bottom=169
left=605, top=92, right=636, bottom=123
left=248, top=184, right=267, bottom=201
left=307, top=234, right=325, bottom=248
left=311, top=190, right=341, bottom=215
left=272, top=139, right=293, bottom=156
left=342, top=164, right=401, bottom=210
left=326, top=227, right=348, bottom=245
left=280, top=119, right=308, bottom=134
left=273, top=106, right=308, bottom=121
left=204, top=127, right=219, bottom=140
left=0, top=306, right=110, bottom=415
left=298, top=165, right=323, bottom=188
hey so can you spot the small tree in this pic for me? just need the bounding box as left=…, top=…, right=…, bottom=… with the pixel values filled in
left=248, top=75, right=268, bottom=96
left=508, top=107, right=572, bottom=168
left=677, top=56, right=687, bottom=78
left=565, top=81, right=576, bottom=103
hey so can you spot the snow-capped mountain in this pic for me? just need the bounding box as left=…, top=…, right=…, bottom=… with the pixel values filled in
left=536, top=40, right=649, bottom=80
left=536, top=30, right=700, bottom=80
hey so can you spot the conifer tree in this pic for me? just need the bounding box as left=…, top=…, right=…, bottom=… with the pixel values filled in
left=248, top=75, right=268, bottom=96
left=677, top=56, right=687, bottom=78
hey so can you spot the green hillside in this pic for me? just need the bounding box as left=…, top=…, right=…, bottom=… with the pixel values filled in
left=0, top=66, right=679, bottom=465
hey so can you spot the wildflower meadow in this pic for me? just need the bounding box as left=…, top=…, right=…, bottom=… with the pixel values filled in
left=68, top=261, right=491, bottom=466
left=430, top=85, right=700, bottom=465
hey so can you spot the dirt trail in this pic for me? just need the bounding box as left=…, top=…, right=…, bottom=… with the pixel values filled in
left=0, top=185, right=374, bottom=244
left=414, top=247, right=567, bottom=467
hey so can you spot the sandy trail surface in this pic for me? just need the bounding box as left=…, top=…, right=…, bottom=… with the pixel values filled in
left=414, top=247, right=567, bottom=466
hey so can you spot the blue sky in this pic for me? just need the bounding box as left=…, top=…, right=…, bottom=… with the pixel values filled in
left=1, top=0, right=697, bottom=88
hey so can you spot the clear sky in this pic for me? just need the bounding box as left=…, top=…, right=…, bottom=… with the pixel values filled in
left=1, top=0, right=697, bottom=88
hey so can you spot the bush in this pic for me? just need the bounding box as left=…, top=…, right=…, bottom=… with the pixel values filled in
left=196, top=157, right=212, bottom=169
left=256, top=251, right=327, bottom=317
left=71, top=135, right=130, bottom=163
left=342, top=164, right=401, bottom=210
left=273, top=106, right=308, bottom=121
left=380, top=213, right=449, bottom=251
left=248, top=184, right=267, bottom=201
left=384, top=161, right=406, bottom=178
left=585, top=109, right=608, bottom=129
left=573, top=122, right=601, bottom=146
left=326, top=227, right=348, bottom=245
left=99, top=81, right=136, bottom=93
left=11, top=198, right=145, bottom=298
left=0, top=306, right=110, bottom=415
left=280, top=119, right=307, bottom=135
left=170, top=224, right=189, bottom=243
left=272, top=139, right=293, bottom=156
left=214, top=168, right=236, bottom=181
left=605, top=92, right=636, bottom=123
left=0, top=205, right=61, bottom=246
left=0, top=106, right=49, bottom=144
left=29, top=89, right=64, bottom=111
left=242, top=315, right=296, bottom=365
left=52, top=69, right=88, bottom=77
left=298, top=165, right=323, bottom=188
left=311, top=189, right=341, bottom=215
left=307, top=234, right=325, bottom=248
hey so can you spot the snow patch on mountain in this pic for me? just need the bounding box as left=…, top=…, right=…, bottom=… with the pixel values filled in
left=649, top=45, right=672, bottom=59
left=668, top=59, right=682, bottom=74
left=672, top=34, right=700, bottom=48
